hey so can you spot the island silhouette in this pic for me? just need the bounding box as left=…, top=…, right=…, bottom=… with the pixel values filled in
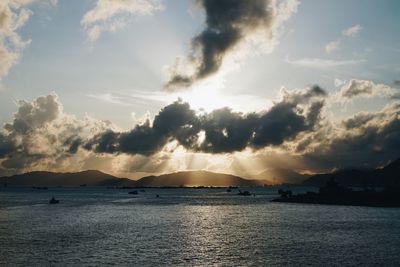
left=1, top=158, right=399, bottom=191
left=0, top=170, right=263, bottom=188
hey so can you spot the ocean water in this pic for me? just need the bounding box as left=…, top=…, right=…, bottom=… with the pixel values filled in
left=1, top=187, right=400, bottom=266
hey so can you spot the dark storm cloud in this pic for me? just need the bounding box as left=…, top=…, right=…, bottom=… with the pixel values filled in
left=83, top=86, right=327, bottom=155
left=85, top=100, right=201, bottom=155
left=0, top=94, right=61, bottom=170
left=0, top=133, right=15, bottom=158
left=251, top=85, right=325, bottom=147
left=84, top=130, right=120, bottom=153
left=1, top=84, right=400, bottom=176
left=4, top=94, right=60, bottom=134
left=303, top=103, right=400, bottom=170
left=165, top=0, right=287, bottom=89
left=199, top=108, right=259, bottom=153
left=252, top=101, right=322, bottom=147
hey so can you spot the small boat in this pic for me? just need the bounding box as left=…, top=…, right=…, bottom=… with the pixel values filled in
left=49, top=197, right=59, bottom=204
left=33, top=186, right=48, bottom=190
left=237, top=190, right=251, bottom=196
left=226, top=189, right=232, bottom=192
left=128, top=190, right=138, bottom=195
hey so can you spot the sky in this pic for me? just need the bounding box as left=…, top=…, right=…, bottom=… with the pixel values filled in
left=0, top=0, right=399, bottom=182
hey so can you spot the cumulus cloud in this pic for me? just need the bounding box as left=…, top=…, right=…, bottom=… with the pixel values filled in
left=81, top=0, right=164, bottom=42
left=0, top=133, right=15, bottom=158
left=303, top=102, right=400, bottom=170
left=165, top=0, right=299, bottom=90
left=1, top=81, right=400, bottom=178
left=84, top=100, right=200, bottom=155
left=82, top=85, right=326, bottom=155
left=325, top=24, right=362, bottom=53
left=0, top=93, right=114, bottom=174
left=337, top=79, right=394, bottom=100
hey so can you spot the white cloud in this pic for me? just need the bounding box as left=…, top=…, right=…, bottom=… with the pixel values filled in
left=334, top=78, right=345, bottom=87
left=342, top=24, right=363, bottom=37
left=325, top=40, right=340, bottom=53
left=81, top=0, right=164, bottom=42
left=87, top=93, right=134, bottom=106
left=286, top=56, right=365, bottom=68
left=325, top=24, right=363, bottom=53
left=337, top=79, right=394, bottom=100
left=0, top=0, right=33, bottom=79
left=0, top=0, right=56, bottom=80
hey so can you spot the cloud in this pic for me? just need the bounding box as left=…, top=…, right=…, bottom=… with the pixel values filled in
left=342, top=24, right=362, bottom=37
left=198, top=108, right=259, bottom=153
left=337, top=79, right=393, bottom=100
left=165, top=0, right=299, bottom=90
left=83, top=86, right=326, bottom=155
left=286, top=57, right=365, bottom=68
left=0, top=133, right=15, bottom=158
left=334, top=78, right=345, bottom=87
left=325, top=40, right=340, bottom=53
left=303, top=102, right=400, bottom=170
left=0, top=0, right=33, bottom=79
left=81, top=0, right=164, bottom=42
left=84, top=100, right=201, bottom=155
left=0, top=0, right=56, bottom=80
left=325, top=24, right=363, bottom=53
left=1, top=81, right=400, bottom=179
left=4, top=94, right=61, bottom=134
left=0, top=93, right=114, bottom=173
left=87, top=93, right=134, bottom=106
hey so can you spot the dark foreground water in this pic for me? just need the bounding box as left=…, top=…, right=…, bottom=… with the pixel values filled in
left=1, top=187, right=400, bottom=266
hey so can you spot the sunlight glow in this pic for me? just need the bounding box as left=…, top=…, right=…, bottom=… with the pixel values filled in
left=171, top=87, right=273, bottom=113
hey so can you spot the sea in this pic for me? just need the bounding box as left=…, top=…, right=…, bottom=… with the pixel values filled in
left=1, top=186, right=400, bottom=266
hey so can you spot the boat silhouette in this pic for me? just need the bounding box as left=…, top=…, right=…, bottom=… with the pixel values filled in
left=237, top=190, right=251, bottom=196
left=49, top=197, right=59, bottom=204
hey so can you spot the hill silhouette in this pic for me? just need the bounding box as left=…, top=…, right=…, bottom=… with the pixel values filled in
left=254, top=168, right=310, bottom=184
left=303, top=158, right=400, bottom=187
left=135, top=170, right=260, bottom=187
left=0, top=170, right=135, bottom=187
left=5, top=159, right=399, bottom=188
left=0, top=170, right=262, bottom=187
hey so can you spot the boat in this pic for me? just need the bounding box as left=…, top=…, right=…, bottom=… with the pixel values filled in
left=49, top=197, right=59, bottom=204
left=128, top=190, right=138, bottom=195
left=237, top=190, right=251, bottom=196
left=33, top=186, right=48, bottom=190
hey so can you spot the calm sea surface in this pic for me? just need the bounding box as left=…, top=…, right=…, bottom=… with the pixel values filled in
left=1, top=187, right=400, bottom=266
